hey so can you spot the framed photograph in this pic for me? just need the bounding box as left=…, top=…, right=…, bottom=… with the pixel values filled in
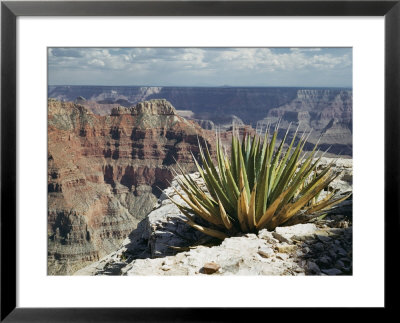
left=1, top=0, right=398, bottom=321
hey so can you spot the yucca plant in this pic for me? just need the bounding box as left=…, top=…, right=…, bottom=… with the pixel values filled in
left=168, top=123, right=351, bottom=240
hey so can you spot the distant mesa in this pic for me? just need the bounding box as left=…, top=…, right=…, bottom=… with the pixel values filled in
left=48, top=85, right=352, bottom=156
left=131, top=99, right=176, bottom=116
left=256, top=89, right=352, bottom=155
left=110, top=99, right=177, bottom=116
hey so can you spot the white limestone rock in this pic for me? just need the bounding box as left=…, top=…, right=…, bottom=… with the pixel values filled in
left=274, top=223, right=318, bottom=244
left=75, top=165, right=352, bottom=277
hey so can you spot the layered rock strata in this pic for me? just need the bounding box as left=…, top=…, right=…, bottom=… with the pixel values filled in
left=49, top=86, right=352, bottom=156
left=48, top=86, right=351, bottom=127
left=259, top=89, right=352, bottom=156
left=48, top=99, right=214, bottom=275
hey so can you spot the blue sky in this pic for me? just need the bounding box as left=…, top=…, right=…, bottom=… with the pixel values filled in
left=48, top=47, right=352, bottom=87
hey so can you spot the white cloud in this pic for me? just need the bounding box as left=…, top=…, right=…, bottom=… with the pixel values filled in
left=88, top=59, right=105, bottom=67
left=48, top=47, right=352, bottom=86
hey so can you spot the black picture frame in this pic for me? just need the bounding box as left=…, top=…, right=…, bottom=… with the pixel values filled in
left=1, top=0, right=399, bottom=321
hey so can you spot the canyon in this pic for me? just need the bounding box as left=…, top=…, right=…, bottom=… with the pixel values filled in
left=48, top=87, right=353, bottom=275
left=257, top=89, right=352, bottom=155
left=47, top=99, right=215, bottom=275
left=49, top=86, right=352, bottom=155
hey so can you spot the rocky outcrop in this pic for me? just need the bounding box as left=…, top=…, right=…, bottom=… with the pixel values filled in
left=48, top=99, right=215, bottom=275
left=48, top=86, right=351, bottom=125
left=75, top=224, right=352, bottom=276
left=49, top=86, right=352, bottom=156
left=110, top=106, right=131, bottom=116
left=48, top=86, right=298, bottom=124
left=131, top=99, right=176, bottom=115
left=259, top=89, right=352, bottom=156
left=74, top=159, right=352, bottom=276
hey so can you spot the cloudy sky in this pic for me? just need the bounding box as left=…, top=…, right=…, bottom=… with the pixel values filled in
left=48, top=47, right=352, bottom=87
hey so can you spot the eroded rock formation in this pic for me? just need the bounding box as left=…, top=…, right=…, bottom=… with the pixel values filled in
left=48, top=99, right=214, bottom=275
left=259, top=89, right=352, bottom=155
left=49, top=86, right=352, bottom=155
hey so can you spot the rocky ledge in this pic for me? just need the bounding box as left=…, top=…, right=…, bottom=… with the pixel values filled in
left=75, top=224, right=352, bottom=276
left=110, top=99, right=176, bottom=116
left=74, top=158, right=352, bottom=276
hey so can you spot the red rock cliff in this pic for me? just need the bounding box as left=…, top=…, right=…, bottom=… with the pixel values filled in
left=48, top=99, right=214, bottom=275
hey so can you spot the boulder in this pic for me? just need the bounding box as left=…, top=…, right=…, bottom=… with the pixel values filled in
left=274, top=223, right=318, bottom=244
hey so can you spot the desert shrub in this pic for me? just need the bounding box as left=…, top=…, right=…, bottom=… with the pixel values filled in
left=169, top=124, right=351, bottom=240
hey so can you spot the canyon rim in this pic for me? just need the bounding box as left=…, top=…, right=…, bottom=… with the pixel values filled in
left=48, top=47, right=353, bottom=276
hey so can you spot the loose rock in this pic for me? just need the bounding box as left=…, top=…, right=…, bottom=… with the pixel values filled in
left=161, top=264, right=171, bottom=271
left=258, top=246, right=274, bottom=258
left=334, top=260, right=345, bottom=269
left=276, top=253, right=289, bottom=261
left=313, top=242, right=325, bottom=252
left=202, top=262, right=221, bottom=274
left=322, top=268, right=342, bottom=275
left=276, top=244, right=298, bottom=253
left=306, top=261, right=321, bottom=275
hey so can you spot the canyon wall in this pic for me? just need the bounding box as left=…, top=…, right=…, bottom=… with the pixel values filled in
left=48, top=86, right=352, bottom=155
left=49, top=86, right=346, bottom=125
left=47, top=99, right=214, bottom=275
left=260, top=89, right=352, bottom=155
left=47, top=87, right=353, bottom=273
